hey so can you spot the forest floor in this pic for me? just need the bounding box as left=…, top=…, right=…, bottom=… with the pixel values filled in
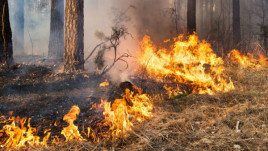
left=0, top=58, right=267, bottom=150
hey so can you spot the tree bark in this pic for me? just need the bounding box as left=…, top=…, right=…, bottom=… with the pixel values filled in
left=64, top=0, right=84, bottom=72
left=176, top=0, right=181, bottom=35
left=0, top=0, right=13, bottom=65
left=233, top=0, right=241, bottom=47
left=210, top=0, right=213, bottom=31
left=48, top=0, right=64, bottom=60
left=13, top=0, right=24, bottom=53
left=187, top=0, right=196, bottom=35
left=205, top=0, right=208, bottom=35
left=264, top=0, right=268, bottom=53
left=200, top=0, right=204, bottom=37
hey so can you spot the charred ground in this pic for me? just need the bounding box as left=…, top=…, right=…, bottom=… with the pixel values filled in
left=0, top=59, right=267, bottom=150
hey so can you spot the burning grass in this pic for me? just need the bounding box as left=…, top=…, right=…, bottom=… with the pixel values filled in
left=227, top=49, right=268, bottom=68
left=1, top=64, right=265, bottom=151
left=0, top=34, right=267, bottom=150
left=0, top=85, right=153, bottom=149
left=40, top=66, right=267, bottom=151
left=138, top=34, right=235, bottom=95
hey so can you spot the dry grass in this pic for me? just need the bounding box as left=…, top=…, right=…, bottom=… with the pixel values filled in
left=17, top=67, right=268, bottom=150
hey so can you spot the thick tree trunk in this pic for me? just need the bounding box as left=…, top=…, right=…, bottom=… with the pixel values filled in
left=48, top=0, right=64, bottom=60
left=64, top=0, right=84, bottom=72
left=0, top=0, right=13, bottom=65
left=233, top=0, right=241, bottom=47
left=13, top=0, right=24, bottom=53
left=187, top=0, right=196, bottom=35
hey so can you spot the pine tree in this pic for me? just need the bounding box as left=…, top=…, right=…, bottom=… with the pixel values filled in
left=187, top=0, right=196, bottom=35
left=0, top=0, right=13, bottom=65
left=64, top=0, right=84, bottom=71
left=48, top=0, right=64, bottom=60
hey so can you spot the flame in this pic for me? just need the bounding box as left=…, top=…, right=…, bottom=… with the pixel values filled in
left=99, top=79, right=110, bottom=87
left=163, top=84, right=184, bottom=99
left=138, top=34, right=234, bottom=95
left=0, top=117, right=50, bottom=149
left=0, top=88, right=152, bottom=149
left=91, top=88, right=153, bottom=141
left=61, top=105, right=84, bottom=142
left=228, top=49, right=268, bottom=68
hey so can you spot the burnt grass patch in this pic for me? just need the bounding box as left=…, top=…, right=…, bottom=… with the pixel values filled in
left=0, top=64, right=267, bottom=150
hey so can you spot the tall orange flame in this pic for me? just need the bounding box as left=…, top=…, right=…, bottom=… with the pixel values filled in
left=61, top=105, right=84, bottom=142
left=138, top=34, right=234, bottom=94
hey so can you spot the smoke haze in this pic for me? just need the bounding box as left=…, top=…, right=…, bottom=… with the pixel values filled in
left=9, top=0, right=266, bottom=81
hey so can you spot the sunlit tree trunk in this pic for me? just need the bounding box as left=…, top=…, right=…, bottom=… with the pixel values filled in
left=0, top=0, right=13, bottom=65
left=187, top=0, right=196, bottom=35
left=48, top=0, right=64, bottom=60
left=64, top=0, right=84, bottom=72
left=233, top=0, right=241, bottom=48
left=13, top=0, right=24, bottom=53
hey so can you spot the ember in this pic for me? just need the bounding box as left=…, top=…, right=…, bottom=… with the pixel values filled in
left=99, top=79, right=110, bottom=87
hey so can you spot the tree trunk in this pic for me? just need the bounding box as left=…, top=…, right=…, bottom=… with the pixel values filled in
left=233, top=0, right=241, bottom=48
left=187, top=0, right=196, bottom=35
left=210, top=0, right=213, bottom=31
left=48, top=0, right=64, bottom=60
left=64, top=0, right=84, bottom=72
left=0, top=0, right=13, bottom=65
left=264, top=0, right=268, bottom=53
left=13, top=0, right=24, bottom=53
left=200, top=0, right=204, bottom=37
left=176, top=0, right=181, bottom=35
left=205, top=0, right=208, bottom=36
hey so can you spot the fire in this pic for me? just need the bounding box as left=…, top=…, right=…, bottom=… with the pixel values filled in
left=138, top=34, right=234, bottom=94
left=163, top=84, right=184, bottom=99
left=61, top=105, right=84, bottom=142
left=99, top=79, right=110, bottom=87
left=0, top=117, right=50, bottom=149
left=228, top=49, right=268, bottom=68
left=0, top=88, right=152, bottom=149
left=91, top=88, right=153, bottom=141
